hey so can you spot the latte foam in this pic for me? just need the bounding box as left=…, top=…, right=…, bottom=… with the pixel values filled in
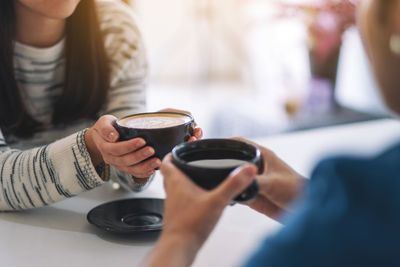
left=119, top=113, right=192, bottom=129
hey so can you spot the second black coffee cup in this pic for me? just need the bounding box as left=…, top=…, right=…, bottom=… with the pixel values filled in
left=172, top=139, right=263, bottom=202
left=114, top=112, right=195, bottom=160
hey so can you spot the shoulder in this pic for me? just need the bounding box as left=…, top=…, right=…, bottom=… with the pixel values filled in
left=311, top=142, right=400, bottom=191
left=95, top=0, right=147, bottom=84
left=307, top=143, right=400, bottom=214
left=96, top=0, right=141, bottom=41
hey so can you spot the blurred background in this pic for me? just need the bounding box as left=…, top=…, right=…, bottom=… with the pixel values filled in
left=124, top=0, right=388, bottom=138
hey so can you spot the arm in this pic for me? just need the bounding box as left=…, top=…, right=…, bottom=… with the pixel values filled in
left=0, top=129, right=106, bottom=211
left=231, top=137, right=307, bottom=220
left=145, top=233, right=202, bottom=267
left=143, top=154, right=257, bottom=267
left=144, top=140, right=306, bottom=266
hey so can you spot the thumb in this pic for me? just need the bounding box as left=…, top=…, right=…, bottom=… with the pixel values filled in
left=212, top=164, right=257, bottom=205
left=96, top=115, right=119, bottom=142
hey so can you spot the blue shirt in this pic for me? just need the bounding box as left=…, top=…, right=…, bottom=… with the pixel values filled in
left=246, top=143, right=400, bottom=267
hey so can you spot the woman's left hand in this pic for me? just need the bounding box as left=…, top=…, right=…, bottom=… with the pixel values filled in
left=144, top=154, right=257, bottom=267
left=158, top=108, right=203, bottom=141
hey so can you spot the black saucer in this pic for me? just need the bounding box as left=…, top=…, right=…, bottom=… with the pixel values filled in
left=87, top=198, right=164, bottom=234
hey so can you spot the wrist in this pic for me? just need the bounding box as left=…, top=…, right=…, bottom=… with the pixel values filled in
left=84, top=128, right=103, bottom=166
left=161, top=224, right=208, bottom=255
left=145, top=231, right=202, bottom=267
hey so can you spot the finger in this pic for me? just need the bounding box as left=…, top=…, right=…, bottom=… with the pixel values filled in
left=131, top=157, right=161, bottom=172
left=230, top=137, right=275, bottom=157
left=99, top=138, right=146, bottom=156
left=211, top=164, right=257, bottom=205
left=134, top=169, right=155, bottom=179
left=188, top=136, right=197, bottom=142
left=115, top=158, right=160, bottom=178
left=160, top=154, right=183, bottom=184
left=103, top=146, right=155, bottom=166
left=94, top=115, right=119, bottom=142
left=230, top=136, right=248, bottom=142
left=161, top=154, right=200, bottom=191
left=160, top=153, right=174, bottom=173
left=128, top=169, right=155, bottom=179
left=118, top=168, right=155, bottom=179
left=245, top=195, right=282, bottom=219
left=132, top=175, right=155, bottom=184
left=230, top=137, right=275, bottom=173
left=257, top=174, right=304, bottom=210
left=194, top=128, right=203, bottom=139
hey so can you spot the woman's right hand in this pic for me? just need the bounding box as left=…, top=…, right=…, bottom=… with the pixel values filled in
left=84, top=115, right=161, bottom=179
left=232, top=138, right=306, bottom=220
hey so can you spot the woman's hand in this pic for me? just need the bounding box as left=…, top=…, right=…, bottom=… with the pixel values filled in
left=158, top=108, right=203, bottom=141
left=144, top=154, right=257, bottom=267
left=232, top=137, right=306, bottom=220
left=85, top=115, right=161, bottom=179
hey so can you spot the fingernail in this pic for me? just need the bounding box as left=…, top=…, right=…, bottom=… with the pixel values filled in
left=108, top=131, right=117, bottom=142
left=135, top=139, right=146, bottom=148
left=245, top=165, right=256, bottom=178
left=143, top=148, right=154, bottom=157
left=151, top=159, right=161, bottom=169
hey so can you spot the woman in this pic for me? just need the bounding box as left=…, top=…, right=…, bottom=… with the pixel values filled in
left=0, top=0, right=202, bottom=211
left=146, top=0, right=400, bottom=266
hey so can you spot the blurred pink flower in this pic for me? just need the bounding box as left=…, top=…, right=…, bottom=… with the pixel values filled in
left=277, top=0, right=358, bottom=64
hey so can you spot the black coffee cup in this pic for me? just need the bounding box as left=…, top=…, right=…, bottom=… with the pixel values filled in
left=114, top=112, right=195, bottom=160
left=172, top=139, right=263, bottom=202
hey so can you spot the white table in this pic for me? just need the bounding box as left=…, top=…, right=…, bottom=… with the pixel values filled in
left=1, top=119, right=400, bottom=267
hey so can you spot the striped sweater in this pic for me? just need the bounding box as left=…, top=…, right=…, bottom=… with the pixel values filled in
left=0, top=0, right=150, bottom=211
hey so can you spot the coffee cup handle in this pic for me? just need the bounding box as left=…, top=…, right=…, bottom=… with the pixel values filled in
left=233, top=180, right=259, bottom=202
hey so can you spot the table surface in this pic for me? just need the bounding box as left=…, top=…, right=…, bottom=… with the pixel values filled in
left=1, top=119, right=400, bottom=267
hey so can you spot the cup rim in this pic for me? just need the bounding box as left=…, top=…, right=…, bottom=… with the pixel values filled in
left=116, top=112, right=194, bottom=130
left=172, top=138, right=262, bottom=171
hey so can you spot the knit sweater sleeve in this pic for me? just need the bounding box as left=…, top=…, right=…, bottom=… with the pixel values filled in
left=0, top=129, right=105, bottom=211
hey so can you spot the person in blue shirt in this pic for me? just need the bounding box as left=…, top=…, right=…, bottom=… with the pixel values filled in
left=145, top=0, right=400, bottom=266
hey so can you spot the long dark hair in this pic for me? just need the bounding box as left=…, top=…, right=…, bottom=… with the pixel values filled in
left=0, top=0, right=110, bottom=138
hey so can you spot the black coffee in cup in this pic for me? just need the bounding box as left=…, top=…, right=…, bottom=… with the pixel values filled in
left=187, top=159, right=250, bottom=168
left=172, top=139, right=263, bottom=202
left=115, top=112, right=194, bottom=160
